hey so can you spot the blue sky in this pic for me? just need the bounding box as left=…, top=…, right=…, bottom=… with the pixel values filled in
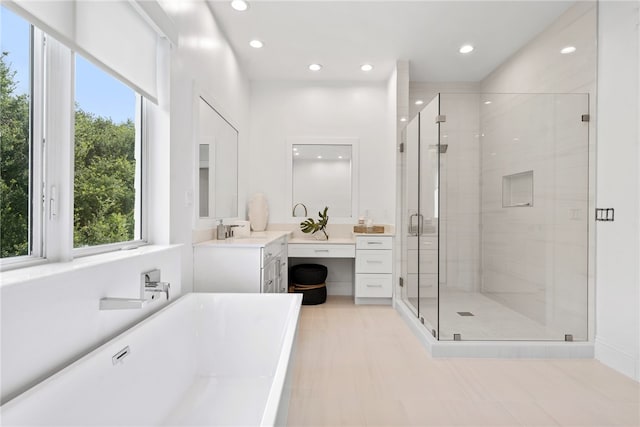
left=2, top=6, right=134, bottom=124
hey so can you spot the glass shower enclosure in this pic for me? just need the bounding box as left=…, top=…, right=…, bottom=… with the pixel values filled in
left=401, top=93, right=589, bottom=341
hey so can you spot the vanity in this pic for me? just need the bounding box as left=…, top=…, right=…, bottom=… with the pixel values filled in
left=288, top=233, right=393, bottom=304
left=192, top=129, right=394, bottom=303
left=193, top=231, right=290, bottom=294
left=194, top=231, right=393, bottom=304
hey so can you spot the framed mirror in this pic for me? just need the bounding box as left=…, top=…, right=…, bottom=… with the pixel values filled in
left=195, top=91, right=238, bottom=228
left=287, top=137, right=359, bottom=223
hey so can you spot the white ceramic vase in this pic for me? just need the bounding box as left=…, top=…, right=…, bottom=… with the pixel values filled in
left=248, top=193, right=269, bottom=231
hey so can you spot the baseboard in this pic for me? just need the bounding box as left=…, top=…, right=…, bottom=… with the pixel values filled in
left=595, top=337, right=640, bottom=381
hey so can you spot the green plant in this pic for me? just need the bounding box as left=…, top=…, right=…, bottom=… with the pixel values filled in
left=300, top=206, right=329, bottom=239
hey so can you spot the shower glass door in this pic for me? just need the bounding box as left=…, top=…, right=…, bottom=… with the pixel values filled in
left=438, top=93, right=589, bottom=341
left=401, top=94, right=440, bottom=337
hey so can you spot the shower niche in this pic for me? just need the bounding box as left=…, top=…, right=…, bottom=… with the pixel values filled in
left=502, top=170, right=533, bottom=208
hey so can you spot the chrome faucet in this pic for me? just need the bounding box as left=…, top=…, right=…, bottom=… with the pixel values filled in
left=292, top=203, right=308, bottom=217
left=143, top=270, right=170, bottom=301
left=99, top=269, right=170, bottom=310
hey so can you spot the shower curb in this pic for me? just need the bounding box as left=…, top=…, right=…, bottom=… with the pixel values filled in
left=394, top=300, right=594, bottom=359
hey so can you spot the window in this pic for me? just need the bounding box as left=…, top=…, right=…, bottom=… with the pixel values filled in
left=73, top=55, right=143, bottom=249
left=0, top=5, right=148, bottom=268
left=0, top=7, right=36, bottom=259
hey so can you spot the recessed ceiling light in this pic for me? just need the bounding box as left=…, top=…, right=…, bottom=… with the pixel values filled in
left=360, top=64, right=373, bottom=72
left=338, top=156, right=343, bottom=159
left=293, top=147, right=298, bottom=151
left=459, top=44, right=474, bottom=54
left=484, top=101, right=492, bottom=105
left=309, top=63, right=322, bottom=71
left=249, top=40, right=263, bottom=49
left=400, top=117, right=407, bottom=122
left=560, top=46, right=576, bottom=54
left=230, top=0, right=248, bottom=11
left=415, top=100, right=424, bottom=105
left=294, top=152, right=299, bottom=156
left=317, top=155, right=322, bottom=159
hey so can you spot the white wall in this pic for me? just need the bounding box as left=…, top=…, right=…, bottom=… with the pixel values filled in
left=165, top=0, right=250, bottom=292
left=0, top=0, right=252, bottom=403
left=247, top=81, right=395, bottom=226
left=0, top=246, right=182, bottom=403
left=595, top=0, right=640, bottom=381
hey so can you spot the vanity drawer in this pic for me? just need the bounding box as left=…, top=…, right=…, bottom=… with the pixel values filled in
left=356, top=235, right=392, bottom=250
left=288, top=243, right=355, bottom=258
left=262, top=237, right=285, bottom=267
left=356, top=274, right=392, bottom=298
left=355, top=250, right=393, bottom=273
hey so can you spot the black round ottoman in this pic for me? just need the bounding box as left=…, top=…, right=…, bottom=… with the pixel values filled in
left=290, top=264, right=328, bottom=305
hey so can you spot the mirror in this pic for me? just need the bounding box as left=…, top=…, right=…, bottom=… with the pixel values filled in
left=197, top=95, right=238, bottom=222
left=288, top=138, right=359, bottom=223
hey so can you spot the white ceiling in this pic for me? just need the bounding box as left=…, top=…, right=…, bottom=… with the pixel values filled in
left=207, top=0, right=574, bottom=82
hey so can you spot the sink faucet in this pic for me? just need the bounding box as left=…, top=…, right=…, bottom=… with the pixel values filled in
left=292, top=203, right=308, bottom=217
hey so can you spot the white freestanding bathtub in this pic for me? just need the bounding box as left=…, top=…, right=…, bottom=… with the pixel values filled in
left=0, top=293, right=302, bottom=426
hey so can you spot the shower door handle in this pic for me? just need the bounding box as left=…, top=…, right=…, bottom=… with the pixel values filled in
left=409, top=213, right=417, bottom=235
left=409, top=213, right=421, bottom=236
left=417, top=214, right=424, bottom=236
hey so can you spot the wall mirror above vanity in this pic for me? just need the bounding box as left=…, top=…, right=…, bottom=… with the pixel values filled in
left=287, top=138, right=359, bottom=223
left=196, top=92, right=239, bottom=228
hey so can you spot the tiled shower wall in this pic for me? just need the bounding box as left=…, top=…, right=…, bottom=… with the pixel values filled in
left=478, top=94, right=589, bottom=338
left=478, top=2, right=596, bottom=339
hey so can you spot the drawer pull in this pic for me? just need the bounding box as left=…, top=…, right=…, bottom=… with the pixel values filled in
left=366, top=284, right=383, bottom=288
left=366, top=260, right=383, bottom=264
left=314, top=249, right=330, bottom=253
left=367, top=241, right=383, bottom=245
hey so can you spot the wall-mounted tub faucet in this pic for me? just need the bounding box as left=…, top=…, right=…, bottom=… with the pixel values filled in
left=143, top=270, right=170, bottom=301
left=99, top=269, right=170, bottom=310
left=292, top=203, right=308, bottom=217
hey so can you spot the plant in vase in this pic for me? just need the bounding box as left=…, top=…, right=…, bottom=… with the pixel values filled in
left=300, top=206, right=329, bottom=240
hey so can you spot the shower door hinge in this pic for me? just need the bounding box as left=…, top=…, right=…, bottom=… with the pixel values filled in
left=432, top=329, right=437, bottom=338
left=453, top=333, right=462, bottom=341
left=435, top=115, right=446, bottom=123
left=399, top=142, right=405, bottom=153
left=581, top=114, right=590, bottom=122
left=564, top=334, right=574, bottom=342
left=420, top=316, right=425, bottom=325
left=398, top=277, right=404, bottom=287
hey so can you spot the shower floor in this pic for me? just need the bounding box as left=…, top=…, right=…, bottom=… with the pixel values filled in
left=407, top=289, right=576, bottom=341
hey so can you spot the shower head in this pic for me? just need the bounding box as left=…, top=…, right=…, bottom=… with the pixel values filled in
left=429, top=144, right=448, bottom=153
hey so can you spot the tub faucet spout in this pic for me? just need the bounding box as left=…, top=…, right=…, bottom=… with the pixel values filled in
left=144, top=271, right=170, bottom=301
left=145, top=281, right=170, bottom=300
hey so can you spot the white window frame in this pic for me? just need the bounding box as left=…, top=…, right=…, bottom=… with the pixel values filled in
left=0, top=19, right=46, bottom=270
left=0, top=14, right=150, bottom=270
left=71, top=82, right=149, bottom=258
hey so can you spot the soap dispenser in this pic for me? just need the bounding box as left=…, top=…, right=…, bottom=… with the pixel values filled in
left=216, top=220, right=226, bottom=240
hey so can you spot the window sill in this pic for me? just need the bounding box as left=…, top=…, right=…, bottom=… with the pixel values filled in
left=0, top=244, right=182, bottom=288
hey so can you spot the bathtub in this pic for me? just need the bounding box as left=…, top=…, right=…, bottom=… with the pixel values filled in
left=0, top=293, right=302, bottom=426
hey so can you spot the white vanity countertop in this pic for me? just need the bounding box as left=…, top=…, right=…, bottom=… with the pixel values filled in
left=195, top=231, right=292, bottom=248
left=288, top=237, right=356, bottom=244
left=352, top=232, right=395, bottom=237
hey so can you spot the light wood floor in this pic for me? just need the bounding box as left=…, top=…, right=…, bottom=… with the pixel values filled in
left=287, top=296, right=640, bottom=426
